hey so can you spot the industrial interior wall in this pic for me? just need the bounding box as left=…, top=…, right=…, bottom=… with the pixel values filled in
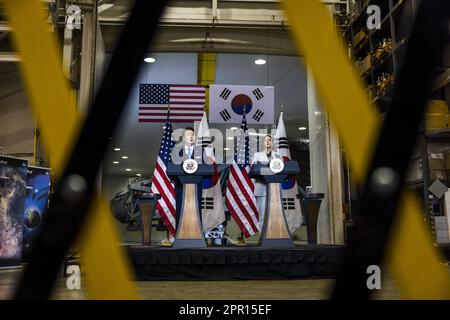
left=0, top=63, right=35, bottom=157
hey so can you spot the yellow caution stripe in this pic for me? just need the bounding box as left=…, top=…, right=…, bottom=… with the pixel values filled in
left=281, top=0, right=450, bottom=299
left=4, top=0, right=138, bottom=299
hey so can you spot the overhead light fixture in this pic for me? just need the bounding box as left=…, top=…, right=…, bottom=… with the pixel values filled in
left=113, top=161, right=119, bottom=164
left=227, top=137, right=234, bottom=140
left=299, top=127, right=307, bottom=131
left=224, top=148, right=230, bottom=151
left=126, top=168, right=131, bottom=172
left=122, top=156, right=128, bottom=159
left=144, top=57, right=156, bottom=64
left=136, top=173, right=142, bottom=177
left=254, top=59, right=267, bottom=65
left=114, top=148, right=121, bottom=151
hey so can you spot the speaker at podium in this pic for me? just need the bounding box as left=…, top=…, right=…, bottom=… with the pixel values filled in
left=249, top=159, right=300, bottom=248
left=167, top=159, right=214, bottom=248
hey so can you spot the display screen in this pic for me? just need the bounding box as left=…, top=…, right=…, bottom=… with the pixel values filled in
left=22, top=166, right=51, bottom=262
left=0, top=156, right=27, bottom=267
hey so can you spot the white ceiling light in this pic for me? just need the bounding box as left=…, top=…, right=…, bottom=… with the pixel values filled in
left=144, top=57, right=156, bottom=64
left=126, top=168, right=131, bottom=172
left=114, top=147, right=121, bottom=151
left=122, top=156, right=128, bottom=159
left=254, top=59, right=267, bottom=65
left=298, top=127, right=307, bottom=131
left=136, top=173, right=142, bottom=177
left=113, top=161, right=119, bottom=164
left=227, top=137, right=234, bottom=140
left=223, top=148, right=230, bottom=151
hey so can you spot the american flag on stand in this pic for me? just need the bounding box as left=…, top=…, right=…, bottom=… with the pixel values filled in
left=150, top=111, right=177, bottom=235
left=139, top=84, right=205, bottom=123
left=225, top=111, right=260, bottom=237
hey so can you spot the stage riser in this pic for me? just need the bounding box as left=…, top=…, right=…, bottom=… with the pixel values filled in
left=125, top=245, right=344, bottom=281
left=132, top=264, right=340, bottom=281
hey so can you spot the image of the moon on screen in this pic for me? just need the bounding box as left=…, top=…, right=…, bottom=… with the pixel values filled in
left=0, top=166, right=26, bottom=258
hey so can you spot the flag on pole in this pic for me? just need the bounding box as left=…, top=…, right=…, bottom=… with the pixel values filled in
left=150, top=110, right=177, bottom=235
left=196, top=112, right=226, bottom=232
left=275, top=111, right=303, bottom=233
left=209, top=85, right=274, bottom=124
left=225, top=109, right=260, bottom=237
left=139, top=84, right=205, bottom=122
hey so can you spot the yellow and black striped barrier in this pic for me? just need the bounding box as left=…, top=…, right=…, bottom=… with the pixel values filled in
left=281, top=0, right=450, bottom=299
left=4, top=0, right=167, bottom=299
left=3, top=0, right=450, bottom=299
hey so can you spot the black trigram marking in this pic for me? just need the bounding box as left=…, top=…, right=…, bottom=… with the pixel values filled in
left=276, top=137, right=289, bottom=149
left=220, top=88, right=231, bottom=100
left=202, top=197, right=214, bottom=210
left=252, top=109, right=264, bottom=122
left=197, top=137, right=212, bottom=148
left=220, top=109, right=231, bottom=121
left=283, top=198, right=296, bottom=210
left=252, top=88, right=264, bottom=100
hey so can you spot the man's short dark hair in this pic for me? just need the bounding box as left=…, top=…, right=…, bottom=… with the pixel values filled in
left=265, top=134, right=272, bottom=140
left=184, top=127, right=195, bottom=132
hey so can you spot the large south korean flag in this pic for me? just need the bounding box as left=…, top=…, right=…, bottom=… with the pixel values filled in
left=209, top=85, right=274, bottom=124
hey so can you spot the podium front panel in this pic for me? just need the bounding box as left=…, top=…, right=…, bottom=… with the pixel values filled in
left=177, top=184, right=203, bottom=240
left=265, top=183, right=291, bottom=239
left=137, top=201, right=154, bottom=245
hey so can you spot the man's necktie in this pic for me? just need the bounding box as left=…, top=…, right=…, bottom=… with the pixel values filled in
left=187, top=148, right=192, bottom=159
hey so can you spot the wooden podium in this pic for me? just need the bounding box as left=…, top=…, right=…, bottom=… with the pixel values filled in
left=137, top=193, right=161, bottom=246
left=167, top=162, right=214, bottom=248
left=250, top=161, right=299, bottom=248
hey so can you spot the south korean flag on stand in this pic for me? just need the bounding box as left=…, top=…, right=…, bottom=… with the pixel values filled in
left=275, top=111, right=303, bottom=233
left=209, top=85, right=274, bottom=124
left=196, top=112, right=226, bottom=232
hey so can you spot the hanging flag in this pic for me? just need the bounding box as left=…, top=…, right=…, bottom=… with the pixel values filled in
left=196, top=112, right=226, bottom=232
left=275, top=111, right=303, bottom=233
left=209, top=85, right=274, bottom=124
left=225, top=111, right=260, bottom=237
left=139, top=84, right=205, bottom=123
left=150, top=110, right=177, bottom=235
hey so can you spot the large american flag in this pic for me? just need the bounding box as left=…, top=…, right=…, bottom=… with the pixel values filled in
left=225, top=112, right=260, bottom=237
left=150, top=112, right=177, bottom=235
left=139, top=84, right=205, bottom=122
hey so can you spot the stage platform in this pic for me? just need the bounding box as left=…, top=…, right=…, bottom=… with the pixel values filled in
left=124, top=245, right=345, bottom=281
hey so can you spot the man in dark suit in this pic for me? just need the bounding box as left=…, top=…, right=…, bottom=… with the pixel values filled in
left=174, top=127, right=204, bottom=231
